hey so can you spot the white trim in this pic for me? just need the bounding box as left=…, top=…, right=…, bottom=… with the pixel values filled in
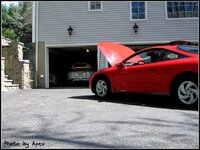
left=130, top=1, right=147, bottom=21
left=165, top=1, right=168, bottom=20
left=46, top=43, right=98, bottom=48
left=165, top=1, right=199, bottom=20
left=97, top=47, right=108, bottom=70
left=97, top=47, right=100, bottom=70
left=45, top=46, right=49, bottom=88
left=88, top=1, right=103, bottom=11
left=32, top=2, right=36, bottom=43
left=105, top=60, right=108, bottom=68
left=166, top=16, right=199, bottom=20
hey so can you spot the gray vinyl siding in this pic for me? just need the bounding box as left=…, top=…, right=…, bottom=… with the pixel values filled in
left=37, top=1, right=199, bottom=45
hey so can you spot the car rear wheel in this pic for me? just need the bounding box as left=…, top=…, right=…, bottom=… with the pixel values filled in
left=94, top=78, right=110, bottom=98
left=176, top=79, right=198, bottom=106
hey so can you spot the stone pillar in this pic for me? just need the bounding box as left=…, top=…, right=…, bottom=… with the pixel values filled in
left=8, top=42, right=24, bottom=86
left=10, top=42, right=24, bottom=61
left=21, top=60, right=31, bottom=89
left=1, top=57, right=5, bottom=90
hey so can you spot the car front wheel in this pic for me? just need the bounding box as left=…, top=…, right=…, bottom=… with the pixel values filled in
left=94, top=78, right=110, bottom=98
left=176, top=80, right=198, bottom=105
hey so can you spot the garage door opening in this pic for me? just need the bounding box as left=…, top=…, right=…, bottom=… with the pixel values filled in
left=49, top=46, right=97, bottom=87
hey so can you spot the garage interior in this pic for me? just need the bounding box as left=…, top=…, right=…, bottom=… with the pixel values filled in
left=49, top=46, right=97, bottom=87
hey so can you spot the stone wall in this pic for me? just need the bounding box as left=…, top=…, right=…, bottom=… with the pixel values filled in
left=2, top=42, right=32, bottom=89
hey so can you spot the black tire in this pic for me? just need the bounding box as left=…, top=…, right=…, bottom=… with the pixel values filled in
left=172, top=78, right=198, bottom=106
left=94, top=77, right=110, bottom=98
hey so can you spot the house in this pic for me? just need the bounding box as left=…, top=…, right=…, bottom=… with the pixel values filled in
left=32, top=1, right=199, bottom=88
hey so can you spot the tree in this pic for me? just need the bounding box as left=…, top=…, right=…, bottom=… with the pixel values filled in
left=17, top=2, right=32, bottom=49
left=2, top=4, right=16, bottom=40
left=2, top=28, right=16, bottom=40
left=2, top=2, right=32, bottom=50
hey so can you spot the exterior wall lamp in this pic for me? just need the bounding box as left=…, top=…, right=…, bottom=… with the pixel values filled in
left=133, top=23, right=139, bottom=33
left=67, top=26, right=73, bottom=36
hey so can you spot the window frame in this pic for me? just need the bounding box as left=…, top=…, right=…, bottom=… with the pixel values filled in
left=165, top=1, right=199, bottom=20
left=130, top=1, right=147, bottom=21
left=88, top=1, right=103, bottom=11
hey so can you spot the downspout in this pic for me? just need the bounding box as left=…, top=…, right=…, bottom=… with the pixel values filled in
left=35, top=1, right=39, bottom=87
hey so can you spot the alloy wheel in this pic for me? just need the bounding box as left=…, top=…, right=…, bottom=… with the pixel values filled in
left=178, top=80, right=198, bottom=105
left=96, top=79, right=108, bottom=97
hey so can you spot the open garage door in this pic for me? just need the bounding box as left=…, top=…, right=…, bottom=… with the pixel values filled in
left=49, top=46, right=97, bottom=87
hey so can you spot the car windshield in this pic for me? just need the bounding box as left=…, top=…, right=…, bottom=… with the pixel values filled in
left=177, top=45, right=198, bottom=54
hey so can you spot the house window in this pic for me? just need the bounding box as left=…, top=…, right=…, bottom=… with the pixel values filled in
left=89, top=1, right=102, bottom=11
left=130, top=1, right=146, bottom=20
left=167, top=1, right=198, bottom=18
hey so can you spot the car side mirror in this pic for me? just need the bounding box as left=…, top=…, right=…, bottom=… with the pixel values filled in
left=115, top=63, right=124, bottom=68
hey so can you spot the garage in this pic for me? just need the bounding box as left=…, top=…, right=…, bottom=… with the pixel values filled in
left=48, top=46, right=97, bottom=87
left=45, top=44, right=160, bottom=88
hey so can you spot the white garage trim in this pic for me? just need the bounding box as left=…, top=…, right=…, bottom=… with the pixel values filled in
left=45, top=41, right=168, bottom=48
left=45, top=46, right=49, bottom=88
left=97, top=47, right=100, bottom=70
left=97, top=47, right=108, bottom=70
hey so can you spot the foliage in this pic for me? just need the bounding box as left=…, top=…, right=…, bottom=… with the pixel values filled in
left=2, top=2, right=32, bottom=50
left=2, top=28, right=16, bottom=40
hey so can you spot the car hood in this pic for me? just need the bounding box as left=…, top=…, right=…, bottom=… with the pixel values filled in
left=97, top=42, right=136, bottom=67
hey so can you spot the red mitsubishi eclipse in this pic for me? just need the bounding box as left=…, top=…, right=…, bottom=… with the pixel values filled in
left=89, top=41, right=198, bottom=106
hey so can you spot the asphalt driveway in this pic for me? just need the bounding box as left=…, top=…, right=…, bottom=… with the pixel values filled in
left=1, top=88, right=199, bottom=149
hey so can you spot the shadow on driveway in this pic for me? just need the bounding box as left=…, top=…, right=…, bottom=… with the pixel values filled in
left=69, top=93, right=198, bottom=111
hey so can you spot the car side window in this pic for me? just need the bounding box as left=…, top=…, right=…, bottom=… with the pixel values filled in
left=137, top=50, right=163, bottom=64
left=162, top=50, right=179, bottom=61
left=138, top=51, right=152, bottom=64
left=125, top=50, right=162, bottom=66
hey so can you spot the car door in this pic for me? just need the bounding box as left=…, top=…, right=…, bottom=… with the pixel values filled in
left=114, top=49, right=162, bottom=93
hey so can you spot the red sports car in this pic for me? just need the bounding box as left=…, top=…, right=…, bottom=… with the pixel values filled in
left=89, top=41, right=198, bottom=106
